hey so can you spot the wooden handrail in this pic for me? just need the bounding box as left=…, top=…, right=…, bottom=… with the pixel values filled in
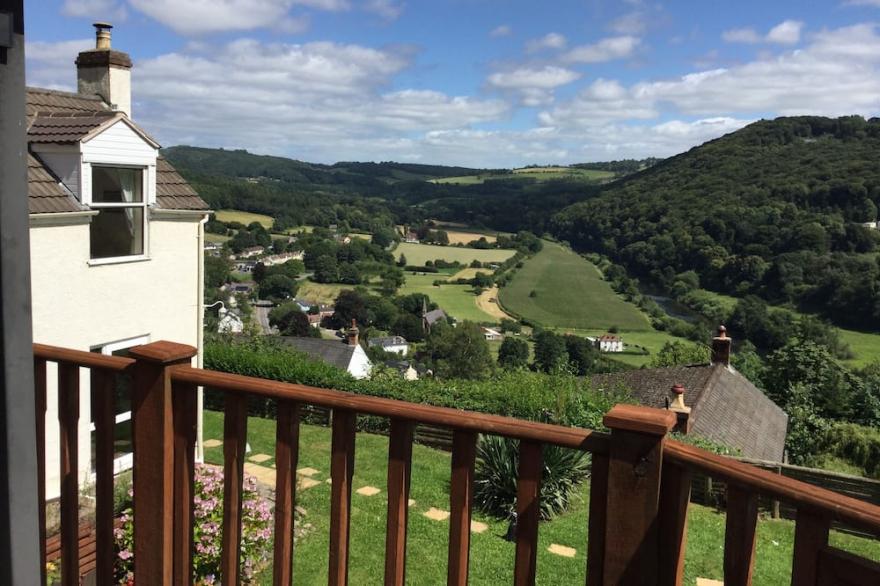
left=665, top=440, right=880, bottom=536
left=170, top=365, right=611, bottom=453
left=33, top=343, right=135, bottom=371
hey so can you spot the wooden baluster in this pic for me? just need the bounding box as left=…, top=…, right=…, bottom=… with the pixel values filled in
left=384, top=419, right=414, bottom=586
left=514, top=441, right=543, bottom=586
left=273, top=400, right=300, bottom=586
left=602, top=404, right=676, bottom=585
left=329, top=409, right=357, bottom=586
left=58, top=362, right=80, bottom=586
left=658, top=462, right=692, bottom=585
left=34, top=357, right=47, bottom=586
left=130, top=341, right=198, bottom=585
left=173, top=379, right=198, bottom=585
left=724, top=484, right=759, bottom=586
left=90, top=369, right=116, bottom=586
left=222, top=392, right=248, bottom=586
left=447, top=430, right=476, bottom=586
left=791, top=509, right=831, bottom=586
left=586, top=453, right=608, bottom=586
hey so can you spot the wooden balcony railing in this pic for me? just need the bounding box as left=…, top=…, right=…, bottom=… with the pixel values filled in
left=33, top=341, right=880, bottom=585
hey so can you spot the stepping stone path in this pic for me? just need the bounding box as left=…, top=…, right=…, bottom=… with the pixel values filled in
left=325, top=478, right=332, bottom=484
left=408, top=499, right=416, bottom=507
left=356, top=486, right=381, bottom=496
left=203, top=439, right=222, bottom=448
left=470, top=521, right=488, bottom=534
left=423, top=508, right=450, bottom=522
left=548, top=544, right=576, bottom=558
left=300, top=478, right=321, bottom=490
left=696, top=580, right=724, bottom=586
left=249, top=454, right=272, bottom=463
left=297, top=467, right=320, bottom=477
left=243, top=463, right=275, bottom=486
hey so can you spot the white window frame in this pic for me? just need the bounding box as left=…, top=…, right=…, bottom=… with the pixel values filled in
left=88, top=334, right=150, bottom=476
left=87, top=164, right=150, bottom=265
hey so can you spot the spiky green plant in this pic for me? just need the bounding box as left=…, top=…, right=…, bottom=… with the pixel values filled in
left=473, top=434, right=591, bottom=520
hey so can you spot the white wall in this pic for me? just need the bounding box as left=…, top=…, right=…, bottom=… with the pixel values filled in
left=348, top=346, right=373, bottom=379
left=30, top=214, right=203, bottom=498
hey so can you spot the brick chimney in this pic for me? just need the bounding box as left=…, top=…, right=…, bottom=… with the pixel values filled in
left=668, top=383, right=692, bottom=433
left=76, top=22, right=132, bottom=117
left=711, top=325, right=731, bottom=367
left=346, top=319, right=359, bottom=346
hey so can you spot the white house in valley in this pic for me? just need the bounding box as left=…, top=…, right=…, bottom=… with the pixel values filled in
left=27, top=24, right=209, bottom=498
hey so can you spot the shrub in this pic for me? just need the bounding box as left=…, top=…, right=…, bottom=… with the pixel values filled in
left=474, top=435, right=591, bottom=520
left=114, top=464, right=272, bottom=584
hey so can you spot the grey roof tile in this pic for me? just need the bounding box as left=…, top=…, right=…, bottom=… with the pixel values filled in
left=27, top=153, right=86, bottom=214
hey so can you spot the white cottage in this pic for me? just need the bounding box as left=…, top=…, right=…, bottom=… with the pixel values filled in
left=27, top=24, right=209, bottom=497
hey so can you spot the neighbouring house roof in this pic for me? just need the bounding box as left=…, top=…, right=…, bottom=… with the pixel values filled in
left=424, top=308, right=447, bottom=326
left=591, top=363, right=788, bottom=462
left=598, top=334, right=620, bottom=342
left=25, top=87, right=208, bottom=214
left=369, top=336, right=408, bottom=348
left=280, top=337, right=357, bottom=373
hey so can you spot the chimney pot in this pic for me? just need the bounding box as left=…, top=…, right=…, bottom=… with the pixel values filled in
left=93, top=22, right=112, bottom=50
left=347, top=320, right=359, bottom=346
left=670, top=384, right=690, bottom=413
left=711, top=324, right=731, bottom=367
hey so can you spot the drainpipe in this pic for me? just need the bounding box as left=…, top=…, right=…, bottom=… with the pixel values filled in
left=196, top=212, right=209, bottom=463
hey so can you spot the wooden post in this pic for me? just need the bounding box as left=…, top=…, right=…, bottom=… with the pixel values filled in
left=129, top=341, right=197, bottom=586
left=384, top=419, right=414, bottom=586
left=724, top=484, right=759, bottom=586
left=791, top=509, right=831, bottom=586
left=447, top=430, right=477, bottom=586
left=601, top=404, right=676, bottom=586
left=658, top=462, right=692, bottom=585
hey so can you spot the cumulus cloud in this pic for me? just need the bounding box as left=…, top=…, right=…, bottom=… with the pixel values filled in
left=525, top=33, right=567, bottom=53
left=488, top=66, right=580, bottom=106
left=563, top=36, right=640, bottom=63
left=490, top=24, right=512, bottom=38
left=723, top=20, right=804, bottom=45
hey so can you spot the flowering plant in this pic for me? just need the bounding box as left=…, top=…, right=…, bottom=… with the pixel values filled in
left=115, top=464, right=273, bottom=584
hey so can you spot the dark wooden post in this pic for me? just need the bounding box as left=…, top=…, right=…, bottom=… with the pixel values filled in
left=601, top=404, right=676, bottom=585
left=129, top=341, right=197, bottom=585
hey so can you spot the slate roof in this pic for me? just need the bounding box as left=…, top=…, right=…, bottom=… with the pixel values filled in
left=280, top=337, right=356, bottom=372
left=423, top=308, right=447, bottom=326
left=25, top=87, right=207, bottom=213
left=591, top=363, right=788, bottom=462
left=368, top=336, right=408, bottom=348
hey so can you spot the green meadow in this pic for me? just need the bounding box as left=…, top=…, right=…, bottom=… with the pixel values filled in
left=395, top=242, right=516, bottom=267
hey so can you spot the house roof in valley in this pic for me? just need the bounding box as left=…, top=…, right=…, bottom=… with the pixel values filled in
left=25, top=87, right=207, bottom=213
left=280, top=337, right=356, bottom=372
left=368, top=336, right=408, bottom=348
left=423, top=308, right=447, bottom=325
left=591, top=363, right=788, bottom=462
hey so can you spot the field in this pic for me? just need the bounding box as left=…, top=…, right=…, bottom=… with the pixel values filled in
left=202, top=411, right=880, bottom=585
left=205, top=232, right=231, bottom=244
left=450, top=268, right=493, bottom=280
left=429, top=166, right=616, bottom=185
left=475, top=286, right=512, bottom=320
left=395, top=242, right=516, bottom=266
left=445, top=230, right=497, bottom=245
left=399, top=273, right=498, bottom=323
left=295, top=281, right=356, bottom=305
left=499, top=242, right=651, bottom=331
left=215, top=209, right=274, bottom=229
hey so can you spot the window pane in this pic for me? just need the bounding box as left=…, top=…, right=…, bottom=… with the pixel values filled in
left=90, top=207, right=144, bottom=258
left=92, top=166, right=143, bottom=203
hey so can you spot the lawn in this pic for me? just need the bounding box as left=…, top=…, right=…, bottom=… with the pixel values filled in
left=499, top=242, right=651, bottom=332
left=215, top=209, right=275, bottom=229
left=201, top=411, right=880, bottom=585
left=205, top=232, right=231, bottom=244
left=395, top=242, right=516, bottom=267
left=399, top=273, right=498, bottom=323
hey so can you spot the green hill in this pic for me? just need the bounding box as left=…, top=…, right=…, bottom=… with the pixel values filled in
left=552, top=116, right=880, bottom=330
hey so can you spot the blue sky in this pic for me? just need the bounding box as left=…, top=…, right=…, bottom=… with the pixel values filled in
left=25, top=0, right=880, bottom=167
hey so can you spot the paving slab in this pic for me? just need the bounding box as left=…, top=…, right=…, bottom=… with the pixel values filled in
left=408, top=499, right=416, bottom=507
left=249, top=453, right=272, bottom=463
left=470, top=520, right=488, bottom=534
left=297, top=467, right=320, bottom=477
left=423, top=508, right=450, bottom=521
left=548, top=544, right=576, bottom=558
left=356, top=486, right=381, bottom=496
left=696, top=580, right=724, bottom=586
left=203, top=439, right=223, bottom=448
left=243, top=463, right=276, bottom=486
left=300, top=478, right=321, bottom=490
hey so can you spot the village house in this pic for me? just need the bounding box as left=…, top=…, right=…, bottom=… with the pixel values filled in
left=481, top=327, right=503, bottom=341
left=237, top=245, right=265, bottom=259
left=368, top=335, right=410, bottom=356
left=217, top=306, right=244, bottom=334
left=595, top=333, right=624, bottom=352
left=281, top=321, right=372, bottom=378
left=234, top=259, right=257, bottom=273
left=261, top=251, right=304, bottom=266
left=26, top=23, right=209, bottom=496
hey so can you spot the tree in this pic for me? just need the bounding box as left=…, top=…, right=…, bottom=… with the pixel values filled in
left=391, top=313, right=425, bottom=342
left=338, top=263, right=361, bottom=284
left=313, top=254, right=339, bottom=283
left=498, top=338, right=529, bottom=369
left=649, top=341, right=709, bottom=368
left=397, top=254, right=407, bottom=267
left=258, top=274, right=297, bottom=302
left=563, top=335, right=598, bottom=375
left=499, top=318, right=521, bottom=334
left=252, top=262, right=266, bottom=284
left=425, top=321, right=494, bottom=379
left=204, top=255, right=230, bottom=289
left=533, top=331, right=568, bottom=373
left=268, top=303, right=313, bottom=337
left=332, top=290, right=369, bottom=329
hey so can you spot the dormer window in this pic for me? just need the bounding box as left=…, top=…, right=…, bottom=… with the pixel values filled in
left=90, top=166, right=146, bottom=259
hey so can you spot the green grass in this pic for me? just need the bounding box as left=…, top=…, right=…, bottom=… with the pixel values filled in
left=395, top=242, right=516, bottom=267
left=205, top=232, right=231, bottom=244
left=296, top=281, right=359, bottom=305
left=500, top=242, right=651, bottom=332
left=429, top=167, right=616, bottom=185
left=202, top=411, right=880, bottom=585
left=399, top=273, right=498, bottom=323
left=215, top=209, right=275, bottom=229
left=566, top=329, right=683, bottom=368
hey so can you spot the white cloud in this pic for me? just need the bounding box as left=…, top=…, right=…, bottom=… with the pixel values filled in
left=538, top=78, right=656, bottom=126
left=563, top=36, right=640, bottom=63
left=364, top=0, right=404, bottom=21
left=490, top=24, right=512, bottom=38
left=293, top=0, right=350, bottom=10
left=488, top=66, right=580, bottom=106
left=62, top=0, right=127, bottom=21
left=525, top=33, right=567, bottom=53
left=723, top=20, right=804, bottom=45
left=609, top=11, right=648, bottom=35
